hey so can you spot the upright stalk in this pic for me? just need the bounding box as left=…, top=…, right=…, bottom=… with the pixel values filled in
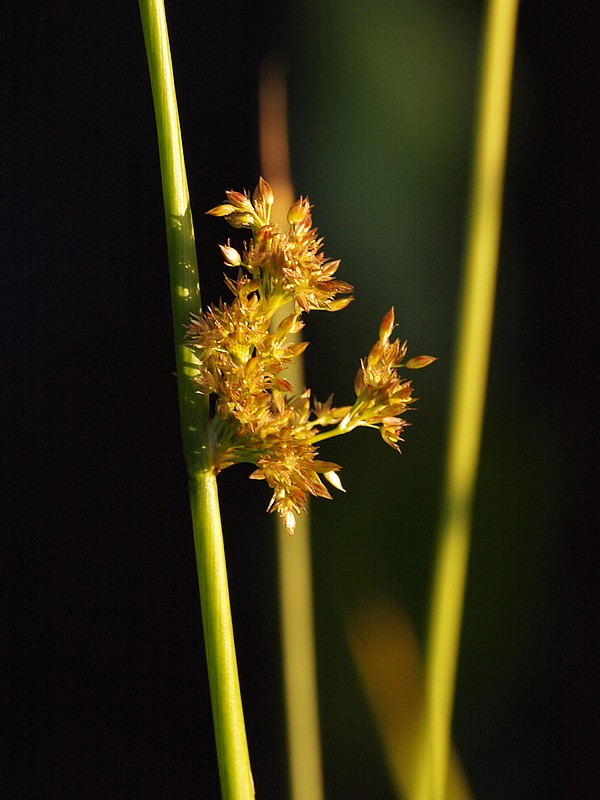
left=188, top=476, right=254, bottom=799
left=259, top=58, right=325, bottom=800
left=419, top=1, right=520, bottom=798
left=139, top=1, right=253, bottom=796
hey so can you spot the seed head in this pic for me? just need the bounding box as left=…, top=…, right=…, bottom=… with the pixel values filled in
left=188, top=181, right=434, bottom=533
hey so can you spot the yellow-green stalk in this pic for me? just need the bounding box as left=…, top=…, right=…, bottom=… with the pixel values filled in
left=138, top=1, right=254, bottom=796
left=417, top=1, right=520, bottom=798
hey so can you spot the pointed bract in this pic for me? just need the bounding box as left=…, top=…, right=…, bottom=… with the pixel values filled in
left=324, top=470, right=346, bottom=493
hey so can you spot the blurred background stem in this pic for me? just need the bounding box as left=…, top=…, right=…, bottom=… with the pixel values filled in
left=419, top=0, right=520, bottom=798
left=260, top=56, right=325, bottom=800
left=139, top=1, right=253, bottom=796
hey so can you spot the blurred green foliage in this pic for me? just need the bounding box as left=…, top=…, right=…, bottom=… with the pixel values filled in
left=278, top=1, right=565, bottom=796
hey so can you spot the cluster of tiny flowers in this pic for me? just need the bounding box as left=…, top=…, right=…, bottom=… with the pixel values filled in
left=186, top=178, right=435, bottom=533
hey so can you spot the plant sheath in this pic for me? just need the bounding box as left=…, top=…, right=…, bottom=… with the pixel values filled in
left=139, top=1, right=254, bottom=796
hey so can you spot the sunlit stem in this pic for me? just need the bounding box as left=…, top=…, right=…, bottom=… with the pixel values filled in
left=189, top=474, right=254, bottom=799
left=139, top=1, right=253, bottom=796
left=308, top=426, right=349, bottom=445
left=417, top=1, right=520, bottom=798
left=309, top=410, right=362, bottom=445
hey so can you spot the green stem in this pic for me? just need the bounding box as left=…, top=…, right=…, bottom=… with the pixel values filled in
left=190, top=475, right=255, bottom=798
left=308, top=426, right=346, bottom=445
left=417, top=1, right=520, bottom=798
left=138, top=0, right=207, bottom=474
left=309, top=417, right=362, bottom=445
left=138, top=1, right=253, bottom=796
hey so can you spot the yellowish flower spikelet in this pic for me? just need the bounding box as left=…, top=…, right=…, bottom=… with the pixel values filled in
left=187, top=178, right=435, bottom=533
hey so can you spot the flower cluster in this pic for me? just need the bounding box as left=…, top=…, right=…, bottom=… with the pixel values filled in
left=187, top=179, right=434, bottom=533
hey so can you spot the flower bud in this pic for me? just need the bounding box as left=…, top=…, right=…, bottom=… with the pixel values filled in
left=379, top=307, right=395, bottom=342
left=287, top=198, right=308, bottom=225
left=406, top=355, right=437, bottom=370
left=253, top=177, right=274, bottom=207
left=272, top=389, right=286, bottom=414
left=219, top=243, right=242, bottom=267
left=277, top=314, right=304, bottom=336
left=225, top=190, right=252, bottom=210
left=207, top=203, right=236, bottom=217
left=289, top=341, right=310, bottom=359
left=227, top=212, right=255, bottom=229
left=328, top=296, right=354, bottom=312
left=274, top=377, right=294, bottom=393
left=368, top=340, right=382, bottom=364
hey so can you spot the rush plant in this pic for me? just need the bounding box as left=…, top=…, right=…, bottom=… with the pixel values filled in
left=138, top=0, right=516, bottom=796
left=138, top=1, right=432, bottom=790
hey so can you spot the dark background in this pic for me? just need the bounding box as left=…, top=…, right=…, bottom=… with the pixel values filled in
left=2, top=1, right=597, bottom=797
